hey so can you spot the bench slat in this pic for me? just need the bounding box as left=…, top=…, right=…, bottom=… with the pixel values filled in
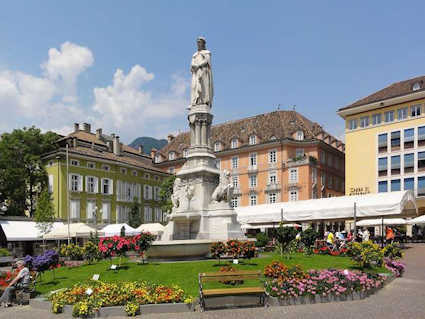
left=201, top=275, right=261, bottom=282
left=200, top=270, right=261, bottom=277
left=203, top=287, right=264, bottom=296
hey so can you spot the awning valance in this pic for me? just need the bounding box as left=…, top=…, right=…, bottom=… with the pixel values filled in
left=43, top=223, right=102, bottom=239
left=236, top=191, right=417, bottom=224
left=356, top=218, right=407, bottom=227
left=0, top=221, right=64, bottom=241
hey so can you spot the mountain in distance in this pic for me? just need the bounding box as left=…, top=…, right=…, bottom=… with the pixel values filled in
left=129, top=137, right=167, bottom=154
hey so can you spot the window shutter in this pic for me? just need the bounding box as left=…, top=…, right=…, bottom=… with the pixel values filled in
left=85, top=176, right=89, bottom=192
left=109, top=179, right=114, bottom=195
left=78, top=175, right=83, bottom=191
left=94, top=177, right=99, bottom=193
left=149, top=186, right=153, bottom=200
left=48, top=175, right=54, bottom=193
left=101, top=179, right=105, bottom=194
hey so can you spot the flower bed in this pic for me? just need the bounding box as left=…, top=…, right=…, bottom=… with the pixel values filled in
left=384, top=258, right=405, bottom=277
left=265, top=268, right=386, bottom=301
left=49, top=280, right=193, bottom=317
left=312, top=246, right=349, bottom=256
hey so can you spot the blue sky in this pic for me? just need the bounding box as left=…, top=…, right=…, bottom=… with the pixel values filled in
left=0, top=1, right=424, bottom=143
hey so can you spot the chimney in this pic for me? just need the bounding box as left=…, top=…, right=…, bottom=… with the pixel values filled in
left=96, top=128, right=102, bottom=140
left=167, top=134, right=175, bottom=143
left=74, top=123, right=79, bottom=132
left=82, top=123, right=91, bottom=133
left=113, top=135, right=121, bottom=156
left=138, top=145, right=144, bottom=154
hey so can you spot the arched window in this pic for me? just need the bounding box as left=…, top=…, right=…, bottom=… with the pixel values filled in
left=154, top=154, right=161, bottom=163
left=231, top=138, right=238, bottom=149
left=183, top=149, right=188, bottom=158
left=249, top=135, right=257, bottom=145
left=295, top=130, right=304, bottom=141
left=413, top=82, right=421, bottom=91
left=214, top=142, right=221, bottom=152
left=168, top=152, right=175, bottom=160
left=270, top=135, right=277, bottom=141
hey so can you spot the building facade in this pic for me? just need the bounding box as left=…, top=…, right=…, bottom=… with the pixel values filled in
left=338, top=75, right=425, bottom=213
left=154, top=110, right=345, bottom=207
left=42, top=123, right=169, bottom=225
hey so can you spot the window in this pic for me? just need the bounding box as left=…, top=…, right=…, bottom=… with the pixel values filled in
left=86, top=201, right=96, bottom=220
left=102, top=178, right=113, bottom=195
left=87, top=162, right=95, bottom=169
left=70, top=200, right=80, bottom=220
left=102, top=202, right=110, bottom=221
left=154, top=154, right=161, bottom=163
left=120, top=168, right=127, bottom=175
left=215, top=158, right=221, bottom=169
left=269, top=150, right=277, bottom=163
left=378, top=181, right=388, bottom=193
left=404, top=128, right=414, bottom=149
left=312, top=167, right=317, bottom=184
left=214, top=142, right=221, bottom=152
left=168, top=152, right=175, bottom=160
left=269, top=171, right=277, bottom=184
left=348, top=119, right=357, bottom=130
left=391, top=179, right=401, bottom=192
left=117, top=205, right=130, bottom=223
left=231, top=156, right=239, bottom=169
left=413, top=82, right=421, bottom=91
left=398, top=107, right=408, bottom=120
left=144, top=185, right=153, bottom=200
left=359, top=116, right=369, bottom=128
left=70, top=174, right=82, bottom=192
left=404, top=153, right=414, bottom=173
left=86, top=176, right=98, bottom=193
left=378, top=157, right=387, bottom=176
left=295, top=148, right=304, bottom=158
left=391, top=155, right=400, bottom=175
left=144, top=206, right=152, bottom=222
left=102, top=165, right=110, bottom=171
left=155, top=207, right=162, bottom=222
left=384, top=111, right=394, bottom=123
left=250, top=195, right=257, bottom=206
left=70, top=159, right=79, bottom=166
left=418, top=177, right=425, bottom=196
left=269, top=192, right=277, bottom=204
left=289, top=168, right=298, bottom=182
left=270, top=136, right=277, bottom=141
left=249, top=174, right=257, bottom=188
left=320, top=151, right=325, bottom=164
left=372, top=113, right=381, bottom=125
left=418, top=152, right=425, bottom=171
left=411, top=104, right=421, bottom=117
left=249, top=135, right=257, bottom=145
left=418, top=126, right=425, bottom=146
left=391, top=131, right=400, bottom=151
left=249, top=153, right=257, bottom=168
left=232, top=176, right=239, bottom=189
left=404, top=178, right=414, bottom=191
left=231, top=138, right=238, bottom=149
left=295, top=131, right=304, bottom=141
left=289, top=190, right=298, bottom=201
left=231, top=197, right=239, bottom=208
left=132, top=170, right=138, bottom=177
left=144, top=173, right=150, bottom=179
left=321, top=172, right=326, bottom=187
left=378, top=134, right=388, bottom=153
left=48, top=175, right=53, bottom=193
left=183, top=149, right=188, bottom=158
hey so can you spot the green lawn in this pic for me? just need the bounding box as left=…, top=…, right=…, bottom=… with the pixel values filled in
left=36, top=253, right=388, bottom=297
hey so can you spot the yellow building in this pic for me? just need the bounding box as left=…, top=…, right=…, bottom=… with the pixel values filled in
left=338, top=75, right=425, bottom=213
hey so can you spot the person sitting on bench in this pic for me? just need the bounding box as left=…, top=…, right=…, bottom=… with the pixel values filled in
left=0, top=260, right=30, bottom=307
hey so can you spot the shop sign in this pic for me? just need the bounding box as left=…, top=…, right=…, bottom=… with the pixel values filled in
left=349, top=186, right=370, bottom=195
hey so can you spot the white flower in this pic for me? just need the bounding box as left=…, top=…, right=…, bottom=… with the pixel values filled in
left=343, top=269, right=349, bottom=275
left=86, top=288, right=93, bottom=296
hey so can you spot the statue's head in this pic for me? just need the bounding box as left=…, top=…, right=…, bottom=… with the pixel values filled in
left=197, top=37, right=206, bottom=51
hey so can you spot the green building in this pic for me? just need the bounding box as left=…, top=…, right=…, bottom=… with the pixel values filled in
left=42, top=122, right=169, bottom=226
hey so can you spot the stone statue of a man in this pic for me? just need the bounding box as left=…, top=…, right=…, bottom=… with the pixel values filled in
left=190, top=37, right=214, bottom=108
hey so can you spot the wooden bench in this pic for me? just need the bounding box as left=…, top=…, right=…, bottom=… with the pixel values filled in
left=15, top=271, right=39, bottom=305
left=198, top=270, right=265, bottom=311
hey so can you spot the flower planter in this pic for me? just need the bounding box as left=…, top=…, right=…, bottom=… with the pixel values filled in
left=140, top=303, right=192, bottom=314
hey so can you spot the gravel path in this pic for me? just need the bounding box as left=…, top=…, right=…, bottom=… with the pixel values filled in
left=2, top=244, right=425, bottom=319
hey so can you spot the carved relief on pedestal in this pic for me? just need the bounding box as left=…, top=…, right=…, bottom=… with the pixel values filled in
left=211, top=170, right=234, bottom=203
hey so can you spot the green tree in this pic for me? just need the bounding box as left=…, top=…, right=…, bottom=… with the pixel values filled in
left=34, top=190, right=55, bottom=249
left=274, top=225, right=297, bottom=257
left=159, top=176, right=176, bottom=214
left=128, top=197, right=142, bottom=228
left=0, top=127, right=59, bottom=216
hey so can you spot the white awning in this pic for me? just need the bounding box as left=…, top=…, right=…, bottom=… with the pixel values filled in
left=356, top=218, right=407, bottom=226
left=43, top=223, right=101, bottom=239
left=136, top=223, right=165, bottom=235
left=236, top=191, right=417, bottom=224
left=241, top=223, right=301, bottom=230
left=0, top=221, right=64, bottom=241
left=409, top=215, right=425, bottom=225
left=100, top=223, right=140, bottom=237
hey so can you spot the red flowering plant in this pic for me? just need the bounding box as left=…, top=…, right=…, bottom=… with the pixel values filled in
left=226, top=240, right=242, bottom=259
left=240, top=241, right=257, bottom=261
left=98, top=236, right=132, bottom=268
left=131, top=232, right=155, bottom=264
left=0, top=269, right=18, bottom=291
left=210, top=242, right=226, bottom=264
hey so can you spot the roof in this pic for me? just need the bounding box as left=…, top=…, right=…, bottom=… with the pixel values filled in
left=0, top=221, right=64, bottom=241
left=340, top=75, right=425, bottom=111
left=159, top=110, right=340, bottom=157
left=236, top=191, right=417, bottom=224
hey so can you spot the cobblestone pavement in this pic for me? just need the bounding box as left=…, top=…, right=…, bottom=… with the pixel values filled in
left=2, top=244, right=425, bottom=319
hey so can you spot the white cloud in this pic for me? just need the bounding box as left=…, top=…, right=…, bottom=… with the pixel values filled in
left=93, top=65, right=189, bottom=138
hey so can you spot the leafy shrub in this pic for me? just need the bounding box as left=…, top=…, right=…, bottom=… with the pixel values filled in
left=210, top=242, right=226, bottom=262
left=24, top=250, right=59, bottom=272
left=274, top=225, right=297, bottom=255
left=382, top=243, right=403, bottom=260
left=59, top=244, right=84, bottom=260
left=347, top=241, right=384, bottom=268
left=82, top=241, right=101, bottom=264
left=124, top=301, right=139, bottom=316
left=0, top=248, right=11, bottom=257
left=255, top=232, right=269, bottom=247
left=301, top=228, right=320, bottom=250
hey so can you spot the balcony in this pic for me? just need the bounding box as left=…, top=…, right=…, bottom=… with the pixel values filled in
left=287, top=181, right=300, bottom=190
left=286, top=155, right=317, bottom=168
left=248, top=165, right=258, bottom=173
left=265, top=183, right=281, bottom=192
left=233, top=187, right=242, bottom=195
